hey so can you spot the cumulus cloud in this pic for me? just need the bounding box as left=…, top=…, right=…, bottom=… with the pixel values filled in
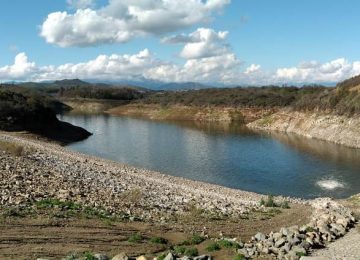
left=1, top=52, right=360, bottom=86
left=163, top=28, right=230, bottom=59
left=276, top=58, right=360, bottom=83
left=0, top=53, right=37, bottom=80
left=40, top=0, right=231, bottom=47
left=244, top=64, right=261, bottom=74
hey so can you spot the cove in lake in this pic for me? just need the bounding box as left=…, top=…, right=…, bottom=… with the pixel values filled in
left=58, top=113, right=360, bottom=199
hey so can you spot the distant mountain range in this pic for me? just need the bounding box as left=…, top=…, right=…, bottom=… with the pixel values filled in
left=10, top=79, right=214, bottom=91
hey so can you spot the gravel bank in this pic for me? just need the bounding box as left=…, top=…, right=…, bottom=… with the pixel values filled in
left=1, top=132, right=358, bottom=259
left=0, top=132, right=274, bottom=221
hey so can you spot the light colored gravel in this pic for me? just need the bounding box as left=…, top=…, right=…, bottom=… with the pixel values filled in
left=310, top=225, right=360, bottom=259
left=0, top=132, right=279, bottom=221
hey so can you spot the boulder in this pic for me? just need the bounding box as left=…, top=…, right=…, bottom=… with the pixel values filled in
left=112, top=253, right=129, bottom=260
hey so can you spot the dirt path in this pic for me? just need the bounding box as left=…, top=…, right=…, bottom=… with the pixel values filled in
left=310, top=225, right=360, bottom=259
left=0, top=204, right=310, bottom=260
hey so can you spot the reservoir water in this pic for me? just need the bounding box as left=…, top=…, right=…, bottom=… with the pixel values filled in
left=59, top=113, right=360, bottom=199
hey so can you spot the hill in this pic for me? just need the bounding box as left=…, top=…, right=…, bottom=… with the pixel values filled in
left=0, top=85, right=91, bottom=143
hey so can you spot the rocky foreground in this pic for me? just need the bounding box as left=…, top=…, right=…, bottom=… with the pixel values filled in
left=0, top=132, right=358, bottom=259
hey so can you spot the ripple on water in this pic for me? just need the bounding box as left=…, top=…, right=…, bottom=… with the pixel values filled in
left=317, top=179, right=345, bottom=190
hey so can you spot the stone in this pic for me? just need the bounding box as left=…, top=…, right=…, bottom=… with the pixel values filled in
left=193, top=256, right=209, bottom=260
left=255, top=232, right=266, bottom=241
left=292, top=245, right=306, bottom=255
left=273, top=232, right=283, bottom=240
left=275, top=238, right=286, bottom=248
left=112, top=253, right=129, bottom=260
left=164, top=253, right=174, bottom=260
left=94, top=254, right=110, bottom=260
left=281, top=228, right=291, bottom=237
left=136, top=256, right=147, bottom=260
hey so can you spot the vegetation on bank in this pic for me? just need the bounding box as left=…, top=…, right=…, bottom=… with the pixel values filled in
left=138, top=85, right=327, bottom=108
left=137, top=77, right=360, bottom=115
left=0, top=85, right=91, bottom=142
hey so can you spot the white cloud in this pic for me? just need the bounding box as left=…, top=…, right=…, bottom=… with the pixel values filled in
left=67, top=0, right=95, bottom=9
left=40, top=0, right=231, bottom=47
left=0, top=53, right=37, bottom=80
left=163, top=28, right=230, bottom=59
left=1, top=52, right=360, bottom=86
left=275, top=58, right=360, bottom=83
left=244, top=64, right=261, bottom=74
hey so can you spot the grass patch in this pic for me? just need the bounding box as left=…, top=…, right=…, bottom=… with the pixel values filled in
left=36, top=199, right=81, bottom=210
left=156, top=254, right=166, bottom=260
left=83, top=251, right=95, bottom=260
left=2, top=206, right=34, bottom=218
left=128, top=233, right=143, bottom=243
left=260, top=195, right=276, bottom=207
left=258, top=115, right=274, bottom=126
left=281, top=200, right=290, bottom=209
left=233, top=255, right=246, bottom=260
left=174, top=246, right=186, bottom=255
left=0, top=140, right=25, bottom=156
left=150, top=237, right=168, bottom=244
left=181, top=234, right=205, bottom=245
left=184, top=247, right=198, bottom=257
left=206, top=242, right=221, bottom=252
left=218, top=239, right=240, bottom=249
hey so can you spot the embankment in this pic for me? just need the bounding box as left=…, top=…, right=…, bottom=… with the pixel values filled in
left=248, top=110, right=360, bottom=149
left=62, top=98, right=128, bottom=114
left=106, top=104, right=278, bottom=123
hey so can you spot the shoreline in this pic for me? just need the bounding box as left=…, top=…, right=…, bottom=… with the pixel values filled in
left=0, top=131, right=274, bottom=219
left=0, top=131, right=358, bottom=259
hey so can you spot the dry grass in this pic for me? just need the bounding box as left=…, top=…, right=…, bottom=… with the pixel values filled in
left=119, top=188, right=143, bottom=206
left=0, top=140, right=25, bottom=156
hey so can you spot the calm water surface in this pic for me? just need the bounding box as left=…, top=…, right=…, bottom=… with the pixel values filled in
left=59, top=113, right=360, bottom=199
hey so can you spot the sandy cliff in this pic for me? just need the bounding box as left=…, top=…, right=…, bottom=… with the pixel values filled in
left=248, top=109, right=360, bottom=149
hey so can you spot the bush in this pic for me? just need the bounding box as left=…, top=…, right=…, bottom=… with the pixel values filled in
left=218, top=239, right=239, bottom=249
left=174, top=246, right=186, bottom=254
left=181, top=234, right=205, bottom=245
left=281, top=200, right=290, bottom=209
left=150, top=237, right=168, bottom=244
left=206, top=242, right=221, bottom=252
left=128, top=233, right=143, bottom=243
left=184, top=247, right=198, bottom=257
left=260, top=195, right=276, bottom=207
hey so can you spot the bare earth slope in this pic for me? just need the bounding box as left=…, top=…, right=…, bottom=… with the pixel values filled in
left=248, top=110, right=360, bottom=149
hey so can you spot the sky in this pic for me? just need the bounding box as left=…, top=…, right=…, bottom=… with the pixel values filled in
left=1, top=0, right=360, bottom=85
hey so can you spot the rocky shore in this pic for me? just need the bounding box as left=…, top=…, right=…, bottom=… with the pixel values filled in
left=0, top=132, right=358, bottom=259
left=0, top=132, right=269, bottom=222
left=248, top=110, right=360, bottom=149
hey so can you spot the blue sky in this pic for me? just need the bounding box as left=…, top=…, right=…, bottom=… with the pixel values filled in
left=0, top=0, right=360, bottom=85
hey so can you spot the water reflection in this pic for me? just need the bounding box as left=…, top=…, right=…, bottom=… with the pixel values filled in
left=58, top=114, right=360, bottom=199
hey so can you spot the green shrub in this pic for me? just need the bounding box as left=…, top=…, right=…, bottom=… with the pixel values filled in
left=218, top=239, right=239, bottom=249
left=184, top=247, right=199, bottom=257
left=181, top=234, right=205, bottom=245
left=206, top=242, right=221, bottom=252
left=156, top=254, right=166, bottom=260
left=150, top=237, right=168, bottom=244
left=281, top=200, right=290, bottom=209
left=260, top=195, right=276, bottom=207
left=128, top=233, right=143, bottom=243
left=83, top=251, right=95, bottom=260
left=174, top=246, right=186, bottom=254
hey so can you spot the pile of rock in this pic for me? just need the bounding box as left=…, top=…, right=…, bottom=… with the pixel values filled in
left=51, top=252, right=212, bottom=260
left=0, top=134, right=269, bottom=223
left=233, top=198, right=356, bottom=259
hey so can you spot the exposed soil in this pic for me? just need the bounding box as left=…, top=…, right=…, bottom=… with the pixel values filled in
left=0, top=204, right=310, bottom=260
